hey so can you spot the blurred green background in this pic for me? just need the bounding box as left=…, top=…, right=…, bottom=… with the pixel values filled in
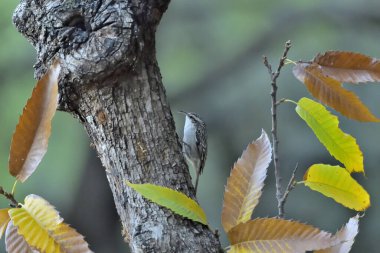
left=1, top=0, right=380, bottom=252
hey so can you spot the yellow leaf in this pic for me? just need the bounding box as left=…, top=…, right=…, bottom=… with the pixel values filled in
left=8, top=194, right=92, bottom=253
left=9, top=207, right=60, bottom=253
left=303, top=164, right=370, bottom=211
left=227, top=218, right=336, bottom=253
left=23, top=194, right=63, bottom=229
left=296, top=97, right=363, bottom=173
left=293, top=63, right=379, bottom=122
left=9, top=194, right=92, bottom=253
left=9, top=61, right=60, bottom=182
left=5, top=221, right=38, bottom=253
left=0, top=208, right=10, bottom=239
left=9, top=194, right=63, bottom=252
left=221, top=130, right=272, bottom=233
left=316, top=215, right=360, bottom=253
left=127, top=181, right=207, bottom=225
left=314, top=51, right=380, bottom=83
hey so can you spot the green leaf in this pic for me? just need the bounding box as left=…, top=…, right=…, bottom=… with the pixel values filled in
left=296, top=97, right=363, bottom=173
left=303, top=164, right=370, bottom=211
left=126, top=181, right=207, bottom=225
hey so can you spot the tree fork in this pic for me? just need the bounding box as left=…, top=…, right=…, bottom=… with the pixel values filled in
left=12, top=0, right=221, bottom=252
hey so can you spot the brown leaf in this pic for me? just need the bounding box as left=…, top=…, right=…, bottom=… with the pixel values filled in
left=0, top=208, right=10, bottom=239
left=53, top=223, right=93, bottom=253
left=293, top=63, right=379, bottom=122
left=228, top=218, right=336, bottom=253
left=9, top=61, right=61, bottom=182
left=314, top=51, right=380, bottom=83
left=5, top=221, right=39, bottom=253
left=221, top=130, right=272, bottom=233
left=316, top=215, right=360, bottom=253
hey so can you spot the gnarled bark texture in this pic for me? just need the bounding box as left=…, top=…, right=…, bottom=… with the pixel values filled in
left=12, top=0, right=222, bottom=252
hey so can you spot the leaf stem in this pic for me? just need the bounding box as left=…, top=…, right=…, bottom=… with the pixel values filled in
left=284, top=58, right=297, bottom=65
left=284, top=99, right=297, bottom=105
left=11, top=180, right=18, bottom=195
left=277, top=98, right=297, bottom=106
left=263, top=40, right=292, bottom=218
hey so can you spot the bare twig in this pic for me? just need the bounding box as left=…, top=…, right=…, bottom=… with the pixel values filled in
left=171, top=6, right=380, bottom=106
left=263, top=40, right=292, bottom=218
left=279, top=163, right=298, bottom=216
left=0, top=186, right=19, bottom=208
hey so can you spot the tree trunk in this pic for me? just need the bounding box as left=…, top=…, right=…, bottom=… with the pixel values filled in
left=12, top=0, right=222, bottom=252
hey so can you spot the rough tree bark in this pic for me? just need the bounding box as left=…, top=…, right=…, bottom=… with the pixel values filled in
left=12, top=0, right=222, bottom=252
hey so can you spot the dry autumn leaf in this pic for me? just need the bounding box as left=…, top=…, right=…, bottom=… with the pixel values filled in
left=314, top=51, right=380, bottom=83
left=0, top=208, right=10, bottom=239
left=227, top=218, right=336, bottom=253
left=293, top=63, right=379, bottom=122
left=221, top=130, right=272, bottom=233
left=9, top=61, right=61, bottom=182
left=316, top=215, right=360, bottom=253
left=5, top=221, right=38, bottom=253
left=52, top=223, right=93, bottom=253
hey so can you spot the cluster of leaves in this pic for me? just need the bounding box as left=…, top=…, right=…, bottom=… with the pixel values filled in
left=1, top=62, right=92, bottom=252
left=130, top=131, right=360, bottom=252
left=295, top=98, right=370, bottom=210
left=0, top=195, right=91, bottom=253
left=293, top=51, right=380, bottom=122
left=220, top=131, right=358, bottom=252
left=293, top=51, right=380, bottom=211
left=129, top=51, right=380, bottom=252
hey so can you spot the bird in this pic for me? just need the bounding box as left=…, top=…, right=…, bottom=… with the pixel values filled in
left=179, top=111, right=207, bottom=194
